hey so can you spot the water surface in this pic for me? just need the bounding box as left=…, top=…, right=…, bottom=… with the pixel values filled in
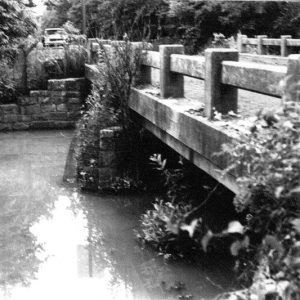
left=0, top=130, right=231, bottom=300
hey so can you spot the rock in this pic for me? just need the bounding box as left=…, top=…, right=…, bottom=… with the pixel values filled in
left=12, top=122, right=29, bottom=130
left=0, top=123, right=12, bottom=131
left=18, top=114, right=32, bottom=122
left=49, top=112, right=68, bottom=120
left=67, top=103, right=81, bottom=112
left=48, top=78, right=85, bottom=91
left=41, top=104, right=56, bottom=113
left=57, top=103, right=68, bottom=112
left=18, top=96, right=37, bottom=106
left=38, top=97, right=52, bottom=105
left=0, top=104, right=18, bottom=114
left=3, top=114, right=18, bottom=123
left=65, top=91, right=81, bottom=98
left=31, top=113, right=50, bottom=121
left=68, top=97, right=81, bottom=104
left=25, top=104, right=41, bottom=115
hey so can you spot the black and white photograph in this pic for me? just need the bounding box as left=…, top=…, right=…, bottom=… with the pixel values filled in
left=0, top=0, right=299, bottom=299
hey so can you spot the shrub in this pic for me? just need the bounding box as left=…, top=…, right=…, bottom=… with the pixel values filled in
left=75, top=39, right=146, bottom=191
left=137, top=199, right=203, bottom=259
left=219, top=65, right=300, bottom=294
left=64, top=45, right=87, bottom=78
left=0, top=59, right=17, bottom=104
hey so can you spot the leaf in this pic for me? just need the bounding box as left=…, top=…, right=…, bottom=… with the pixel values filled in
left=180, top=219, right=199, bottom=238
left=291, top=219, right=300, bottom=233
left=275, top=186, right=284, bottom=198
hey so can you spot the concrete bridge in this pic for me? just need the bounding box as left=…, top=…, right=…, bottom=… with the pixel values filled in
left=85, top=39, right=297, bottom=194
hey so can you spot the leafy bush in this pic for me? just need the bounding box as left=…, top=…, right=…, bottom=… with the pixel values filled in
left=0, top=60, right=17, bottom=104
left=75, top=39, right=145, bottom=191
left=75, top=83, right=115, bottom=190
left=64, top=45, right=87, bottom=78
left=210, top=33, right=231, bottom=48
left=219, top=67, right=300, bottom=294
left=137, top=199, right=203, bottom=259
left=43, top=57, right=65, bottom=79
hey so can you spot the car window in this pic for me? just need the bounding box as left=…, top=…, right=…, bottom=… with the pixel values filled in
left=45, top=30, right=66, bottom=35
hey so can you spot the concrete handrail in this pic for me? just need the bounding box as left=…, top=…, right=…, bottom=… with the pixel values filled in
left=238, top=34, right=300, bottom=56
left=221, top=61, right=286, bottom=97
left=170, top=54, right=205, bottom=79
left=86, top=38, right=289, bottom=118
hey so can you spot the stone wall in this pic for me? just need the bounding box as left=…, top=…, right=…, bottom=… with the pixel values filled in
left=76, top=125, right=126, bottom=191
left=0, top=78, right=85, bottom=131
left=98, top=126, right=124, bottom=190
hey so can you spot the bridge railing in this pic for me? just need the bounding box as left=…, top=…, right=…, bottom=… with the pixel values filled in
left=139, top=45, right=286, bottom=118
left=87, top=39, right=288, bottom=119
left=237, top=33, right=300, bottom=56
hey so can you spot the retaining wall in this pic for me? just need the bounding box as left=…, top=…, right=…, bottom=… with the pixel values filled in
left=0, top=78, right=85, bottom=131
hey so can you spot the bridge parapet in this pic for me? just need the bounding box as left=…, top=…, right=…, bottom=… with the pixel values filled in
left=237, top=33, right=300, bottom=56
left=85, top=39, right=299, bottom=193
left=87, top=40, right=287, bottom=119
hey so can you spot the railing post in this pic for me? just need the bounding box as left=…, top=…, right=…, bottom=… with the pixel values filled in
left=204, top=49, right=239, bottom=119
left=159, top=45, right=184, bottom=98
left=281, top=35, right=292, bottom=57
left=237, top=34, right=247, bottom=53
left=257, top=35, right=267, bottom=55
left=87, top=38, right=98, bottom=63
left=284, top=54, right=300, bottom=104
left=131, top=42, right=153, bottom=86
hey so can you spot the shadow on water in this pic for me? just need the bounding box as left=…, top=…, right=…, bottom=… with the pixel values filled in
left=0, top=130, right=235, bottom=300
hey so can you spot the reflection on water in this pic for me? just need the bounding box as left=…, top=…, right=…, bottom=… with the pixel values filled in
left=0, top=130, right=229, bottom=300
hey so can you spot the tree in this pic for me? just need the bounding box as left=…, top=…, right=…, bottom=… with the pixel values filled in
left=42, top=0, right=72, bottom=30
left=0, top=0, right=36, bottom=59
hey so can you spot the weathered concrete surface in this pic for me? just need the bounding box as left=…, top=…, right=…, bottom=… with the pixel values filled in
left=283, top=54, right=300, bottom=106
left=262, top=38, right=280, bottom=46
left=170, top=54, right=205, bottom=79
left=257, top=35, right=267, bottom=55
left=222, top=61, right=286, bottom=97
left=239, top=53, right=289, bottom=66
left=281, top=35, right=291, bottom=57
left=142, top=50, right=160, bottom=68
left=160, top=45, right=185, bottom=98
left=287, top=38, right=300, bottom=46
left=129, top=88, right=239, bottom=193
left=205, top=49, right=238, bottom=118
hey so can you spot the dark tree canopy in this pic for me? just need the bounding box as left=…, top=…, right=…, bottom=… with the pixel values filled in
left=41, top=0, right=300, bottom=53
left=0, top=0, right=36, bottom=56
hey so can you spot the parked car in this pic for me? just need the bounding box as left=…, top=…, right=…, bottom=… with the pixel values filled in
left=43, top=28, right=68, bottom=47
